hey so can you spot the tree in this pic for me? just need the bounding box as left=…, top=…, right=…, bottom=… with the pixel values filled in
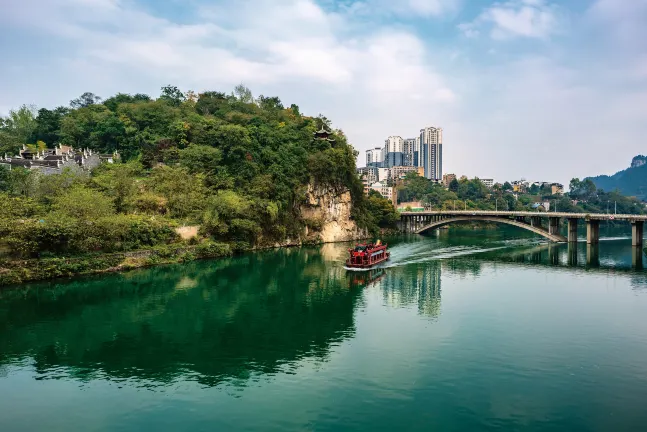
left=448, top=178, right=459, bottom=192
left=179, top=144, right=223, bottom=175
left=103, top=93, right=151, bottom=111
left=33, top=107, right=70, bottom=145
left=92, top=161, right=142, bottom=213
left=502, top=181, right=513, bottom=191
left=257, top=95, right=284, bottom=111
left=0, top=105, right=37, bottom=153
left=51, top=185, right=115, bottom=220
left=159, top=85, right=185, bottom=107
left=233, top=84, right=254, bottom=104
left=195, top=91, right=228, bottom=115
left=0, top=165, right=10, bottom=192
left=70, top=92, right=102, bottom=109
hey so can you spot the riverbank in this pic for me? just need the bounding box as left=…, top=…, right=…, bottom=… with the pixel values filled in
left=0, top=242, right=239, bottom=287
left=0, top=229, right=380, bottom=287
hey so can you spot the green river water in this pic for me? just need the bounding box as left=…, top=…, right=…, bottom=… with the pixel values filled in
left=2, top=226, right=647, bottom=431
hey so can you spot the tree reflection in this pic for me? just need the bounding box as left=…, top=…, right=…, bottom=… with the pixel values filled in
left=0, top=250, right=362, bottom=388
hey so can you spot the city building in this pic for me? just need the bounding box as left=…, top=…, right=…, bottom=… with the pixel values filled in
left=366, top=147, right=383, bottom=167
left=356, top=166, right=378, bottom=187
left=480, top=178, right=495, bottom=188
left=378, top=167, right=391, bottom=183
left=0, top=144, right=117, bottom=175
left=420, top=126, right=442, bottom=180
left=391, top=165, right=424, bottom=181
left=551, top=183, right=564, bottom=195
left=383, top=136, right=404, bottom=168
left=442, top=173, right=456, bottom=188
left=403, top=138, right=416, bottom=167
left=369, top=181, right=394, bottom=201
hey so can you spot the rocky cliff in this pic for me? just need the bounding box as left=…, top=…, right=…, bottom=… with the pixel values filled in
left=300, top=183, right=368, bottom=243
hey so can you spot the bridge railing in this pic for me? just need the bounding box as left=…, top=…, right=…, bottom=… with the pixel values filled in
left=399, top=210, right=647, bottom=221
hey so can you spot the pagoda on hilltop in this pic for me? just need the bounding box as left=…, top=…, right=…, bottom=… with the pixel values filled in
left=313, top=125, right=336, bottom=145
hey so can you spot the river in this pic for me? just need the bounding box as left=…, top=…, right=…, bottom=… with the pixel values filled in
left=2, top=226, right=647, bottom=431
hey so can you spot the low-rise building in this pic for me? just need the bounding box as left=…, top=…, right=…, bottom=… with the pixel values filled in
left=391, top=165, right=424, bottom=181
left=480, top=178, right=495, bottom=188
left=0, top=144, right=118, bottom=175
left=442, top=173, right=456, bottom=188
left=369, top=181, right=394, bottom=201
left=550, top=183, right=564, bottom=195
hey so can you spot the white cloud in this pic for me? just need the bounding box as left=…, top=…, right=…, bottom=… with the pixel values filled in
left=460, top=0, right=561, bottom=40
left=1, top=0, right=646, bottom=187
left=335, top=0, right=461, bottom=18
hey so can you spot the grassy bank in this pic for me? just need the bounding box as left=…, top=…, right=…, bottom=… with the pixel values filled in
left=0, top=241, right=236, bottom=287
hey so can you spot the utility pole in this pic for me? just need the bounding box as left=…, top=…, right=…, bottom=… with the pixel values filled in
left=496, top=198, right=498, bottom=212
left=464, top=200, right=467, bottom=211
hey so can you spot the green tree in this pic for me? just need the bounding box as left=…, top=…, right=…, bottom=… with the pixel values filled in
left=0, top=105, right=37, bottom=153
left=51, top=185, right=115, bottom=219
left=448, top=178, right=459, bottom=192
left=103, top=93, right=151, bottom=111
left=0, top=165, right=10, bottom=192
left=159, top=85, right=185, bottom=107
left=233, top=84, right=254, bottom=104
left=70, top=92, right=102, bottom=109
left=33, top=107, right=70, bottom=145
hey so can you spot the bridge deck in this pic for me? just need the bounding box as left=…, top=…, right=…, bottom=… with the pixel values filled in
left=400, top=210, right=647, bottom=221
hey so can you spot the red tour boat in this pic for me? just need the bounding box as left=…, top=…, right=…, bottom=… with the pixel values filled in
left=346, top=240, right=390, bottom=269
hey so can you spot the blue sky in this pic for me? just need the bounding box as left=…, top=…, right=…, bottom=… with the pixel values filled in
left=1, top=0, right=646, bottom=186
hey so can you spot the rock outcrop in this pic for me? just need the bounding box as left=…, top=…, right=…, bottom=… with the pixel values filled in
left=300, top=183, right=368, bottom=243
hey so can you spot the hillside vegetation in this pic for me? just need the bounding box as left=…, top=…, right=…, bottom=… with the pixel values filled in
left=587, top=156, right=647, bottom=200
left=397, top=173, right=645, bottom=214
left=0, top=86, right=397, bottom=263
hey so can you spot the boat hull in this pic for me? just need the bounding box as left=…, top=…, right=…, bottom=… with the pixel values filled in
left=345, top=253, right=390, bottom=269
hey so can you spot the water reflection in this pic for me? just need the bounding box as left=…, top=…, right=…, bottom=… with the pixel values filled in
left=381, top=261, right=442, bottom=318
left=0, top=250, right=365, bottom=388
left=2, top=231, right=647, bottom=391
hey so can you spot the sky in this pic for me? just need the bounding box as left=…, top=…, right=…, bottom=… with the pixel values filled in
left=1, top=0, right=646, bottom=186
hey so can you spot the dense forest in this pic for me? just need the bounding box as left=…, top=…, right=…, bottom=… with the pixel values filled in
left=0, top=86, right=397, bottom=263
left=397, top=173, right=645, bottom=214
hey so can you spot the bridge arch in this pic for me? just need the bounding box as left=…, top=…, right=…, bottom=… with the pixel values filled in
left=415, top=216, right=567, bottom=242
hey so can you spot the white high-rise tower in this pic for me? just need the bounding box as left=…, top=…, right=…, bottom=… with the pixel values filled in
left=419, top=127, right=443, bottom=180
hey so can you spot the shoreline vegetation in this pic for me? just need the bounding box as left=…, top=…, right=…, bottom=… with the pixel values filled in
left=0, top=86, right=398, bottom=286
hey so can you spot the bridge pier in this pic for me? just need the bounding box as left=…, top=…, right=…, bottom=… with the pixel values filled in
left=548, top=217, right=560, bottom=236
left=567, top=218, right=578, bottom=243
left=531, top=216, right=542, bottom=228
left=586, top=220, right=600, bottom=245
left=631, top=221, right=644, bottom=247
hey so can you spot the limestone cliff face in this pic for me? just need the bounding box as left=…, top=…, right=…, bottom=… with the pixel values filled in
left=299, top=183, right=368, bottom=243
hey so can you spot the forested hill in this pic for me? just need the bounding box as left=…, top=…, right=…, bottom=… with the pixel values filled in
left=0, top=86, right=397, bottom=267
left=587, top=155, right=647, bottom=200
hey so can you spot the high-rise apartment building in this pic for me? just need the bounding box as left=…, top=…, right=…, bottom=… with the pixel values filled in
left=366, top=147, right=383, bottom=167
left=420, top=126, right=443, bottom=180
left=403, top=138, right=416, bottom=167
left=383, top=136, right=405, bottom=167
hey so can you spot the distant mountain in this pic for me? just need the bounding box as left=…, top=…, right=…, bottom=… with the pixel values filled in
left=587, top=156, right=647, bottom=200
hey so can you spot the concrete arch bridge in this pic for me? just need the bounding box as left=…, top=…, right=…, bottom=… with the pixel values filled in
left=400, top=211, right=647, bottom=246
